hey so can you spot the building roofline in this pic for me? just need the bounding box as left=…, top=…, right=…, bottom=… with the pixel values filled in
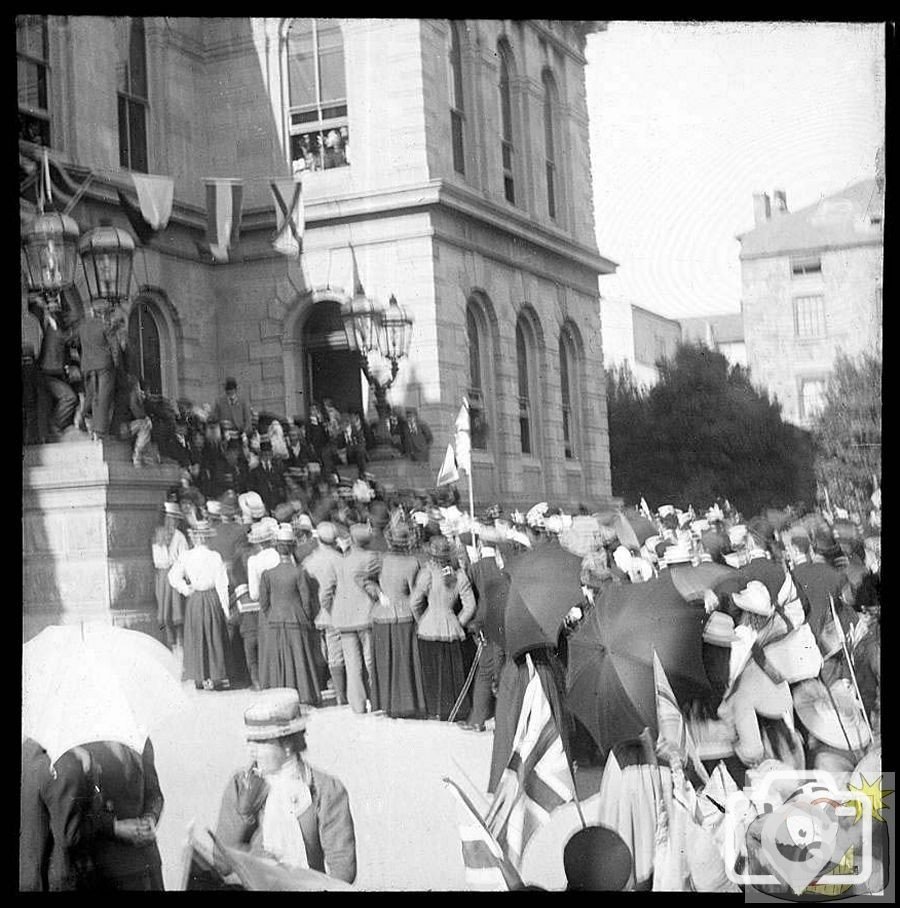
left=738, top=238, right=884, bottom=261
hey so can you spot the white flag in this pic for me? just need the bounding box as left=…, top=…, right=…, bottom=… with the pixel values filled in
left=131, top=174, right=174, bottom=231
left=455, top=398, right=471, bottom=474
left=436, top=443, right=459, bottom=486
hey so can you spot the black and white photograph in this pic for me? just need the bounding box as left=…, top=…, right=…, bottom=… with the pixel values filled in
left=20, top=17, right=886, bottom=893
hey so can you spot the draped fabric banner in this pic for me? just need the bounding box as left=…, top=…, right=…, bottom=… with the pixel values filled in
left=204, top=179, right=244, bottom=263
left=270, top=177, right=304, bottom=258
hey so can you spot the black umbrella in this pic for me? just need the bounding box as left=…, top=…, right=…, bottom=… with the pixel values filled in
left=504, top=539, right=586, bottom=659
left=566, top=573, right=712, bottom=755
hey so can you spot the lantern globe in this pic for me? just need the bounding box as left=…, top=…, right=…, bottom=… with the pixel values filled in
left=21, top=211, right=80, bottom=295
left=78, top=222, right=136, bottom=304
left=341, top=293, right=381, bottom=354
left=380, top=294, right=413, bottom=361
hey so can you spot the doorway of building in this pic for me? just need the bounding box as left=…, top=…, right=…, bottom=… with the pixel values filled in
left=303, top=301, right=364, bottom=415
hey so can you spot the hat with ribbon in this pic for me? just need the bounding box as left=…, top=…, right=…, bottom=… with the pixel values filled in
left=244, top=688, right=308, bottom=741
left=248, top=518, right=277, bottom=545
left=275, top=523, right=295, bottom=543
left=731, top=580, right=774, bottom=617
left=188, top=519, right=216, bottom=540
left=292, top=513, right=314, bottom=535
left=703, top=610, right=736, bottom=647
left=316, top=521, right=337, bottom=546
left=792, top=678, right=872, bottom=752
left=385, top=521, right=415, bottom=552
left=525, top=502, right=549, bottom=529
left=662, top=539, right=693, bottom=566
left=206, top=500, right=222, bottom=517
left=428, top=535, right=454, bottom=565
left=238, top=491, right=266, bottom=521
left=163, top=501, right=183, bottom=519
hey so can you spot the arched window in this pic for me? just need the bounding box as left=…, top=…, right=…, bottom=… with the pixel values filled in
left=559, top=325, right=580, bottom=460
left=128, top=298, right=162, bottom=394
left=498, top=41, right=515, bottom=204
left=516, top=318, right=533, bottom=454
left=466, top=299, right=493, bottom=451
left=17, top=15, right=50, bottom=146
left=542, top=69, right=557, bottom=219
left=118, top=17, right=148, bottom=172
left=287, top=19, right=348, bottom=174
left=448, top=20, right=465, bottom=175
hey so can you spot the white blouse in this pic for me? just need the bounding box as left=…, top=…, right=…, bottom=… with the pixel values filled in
left=152, top=529, right=188, bottom=570
left=247, top=548, right=281, bottom=603
left=168, top=546, right=230, bottom=617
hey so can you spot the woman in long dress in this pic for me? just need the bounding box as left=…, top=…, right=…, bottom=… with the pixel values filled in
left=168, top=520, right=231, bottom=690
left=411, top=536, right=477, bottom=721
left=259, top=524, right=322, bottom=705
left=152, top=502, right=188, bottom=655
left=371, top=520, right=427, bottom=718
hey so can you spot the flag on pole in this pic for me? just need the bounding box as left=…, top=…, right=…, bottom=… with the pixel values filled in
left=437, top=442, right=460, bottom=486
left=640, top=497, right=652, bottom=520
left=203, top=179, right=243, bottom=263
left=270, top=177, right=304, bottom=257
left=454, top=398, right=471, bottom=474
left=485, top=656, right=577, bottom=868
left=444, top=778, right=524, bottom=891
left=653, top=649, right=709, bottom=785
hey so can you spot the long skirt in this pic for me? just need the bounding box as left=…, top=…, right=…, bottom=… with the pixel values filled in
left=155, top=568, right=184, bottom=629
left=183, top=589, right=229, bottom=684
left=372, top=619, right=427, bottom=718
left=260, top=622, right=322, bottom=706
left=417, top=637, right=471, bottom=721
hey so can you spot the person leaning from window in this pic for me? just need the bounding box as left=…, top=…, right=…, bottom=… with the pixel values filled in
left=215, top=688, right=356, bottom=884
left=39, top=738, right=165, bottom=890
left=213, top=377, right=253, bottom=438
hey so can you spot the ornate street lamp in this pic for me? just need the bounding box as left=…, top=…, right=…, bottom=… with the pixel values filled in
left=78, top=220, right=136, bottom=312
left=341, top=291, right=414, bottom=460
left=21, top=210, right=80, bottom=311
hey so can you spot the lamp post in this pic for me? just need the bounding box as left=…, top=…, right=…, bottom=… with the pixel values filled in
left=341, top=291, right=413, bottom=460
left=78, top=219, right=136, bottom=316
left=21, top=210, right=80, bottom=313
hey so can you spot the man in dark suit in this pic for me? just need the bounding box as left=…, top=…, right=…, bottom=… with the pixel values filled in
left=399, top=408, right=433, bottom=462
left=286, top=421, right=319, bottom=468
left=739, top=517, right=787, bottom=602
left=75, top=305, right=118, bottom=440
left=249, top=439, right=286, bottom=512
left=29, top=298, right=78, bottom=440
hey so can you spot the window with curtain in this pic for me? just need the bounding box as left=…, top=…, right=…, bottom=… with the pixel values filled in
left=542, top=70, right=557, bottom=219
left=516, top=319, right=532, bottom=454
left=287, top=18, right=349, bottom=174
left=467, top=302, right=490, bottom=450
left=128, top=298, right=163, bottom=395
left=118, top=17, right=148, bottom=172
left=559, top=330, right=577, bottom=460
left=448, top=20, right=465, bottom=175
left=17, top=15, right=51, bottom=146
left=498, top=42, right=515, bottom=204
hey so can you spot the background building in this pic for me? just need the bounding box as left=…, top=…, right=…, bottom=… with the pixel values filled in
left=737, top=180, right=883, bottom=427
left=680, top=313, right=746, bottom=369
left=20, top=16, right=618, bottom=509
left=599, top=297, right=681, bottom=387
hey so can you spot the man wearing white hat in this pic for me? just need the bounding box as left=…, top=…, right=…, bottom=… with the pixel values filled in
left=215, top=689, right=356, bottom=883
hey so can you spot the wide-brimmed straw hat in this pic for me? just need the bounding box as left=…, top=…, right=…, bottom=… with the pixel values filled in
left=428, top=535, right=454, bottom=564
left=244, top=688, right=308, bottom=741
left=188, top=519, right=216, bottom=540
left=163, top=501, right=183, bottom=519
left=703, top=610, right=736, bottom=647
left=248, top=519, right=276, bottom=545
left=793, top=678, right=872, bottom=752
left=731, top=580, right=774, bottom=617
left=662, top=540, right=693, bottom=566
left=275, top=523, right=295, bottom=543
left=292, top=513, right=314, bottom=534
left=238, top=491, right=266, bottom=521
left=206, top=500, right=222, bottom=517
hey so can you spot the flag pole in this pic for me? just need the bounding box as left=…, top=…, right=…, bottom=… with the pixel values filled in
left=829, top=596, right=874, bottom=742
left=467, top=464, right=477, bottom=549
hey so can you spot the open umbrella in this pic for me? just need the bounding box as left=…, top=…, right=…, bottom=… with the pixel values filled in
left=566, top=574, right=712, bottom=755
left=504, top=539, right=585, bottom=660
left=23, top=623, right=187, bottom=764
left=621, top=509, right=657, bottom=547
left=667, top=562, right=747, bottom=603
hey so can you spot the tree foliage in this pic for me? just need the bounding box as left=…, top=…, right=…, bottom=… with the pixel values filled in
left=810, top=350, right=881, bottom=516
left=606, top=343, right=816, bottom=516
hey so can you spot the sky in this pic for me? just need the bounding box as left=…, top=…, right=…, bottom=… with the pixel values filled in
left=585, top=21, right=885, bottom=320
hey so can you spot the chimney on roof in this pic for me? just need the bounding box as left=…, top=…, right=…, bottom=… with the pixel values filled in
left=753, top=192, right=771, bottom=225
left=772, top=189, right=788, bottom=215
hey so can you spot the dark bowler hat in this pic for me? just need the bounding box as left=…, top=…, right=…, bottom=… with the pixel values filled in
left=225, top=377, right=238, bottom=391
left=563, top=825, right=633, bottom=891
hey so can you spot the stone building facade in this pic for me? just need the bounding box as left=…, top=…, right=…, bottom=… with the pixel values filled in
left=738, top=181, right=883, bottom=427
left=20, top=16, right=617, bottom=509
left=599, top=297, right=681, bottom=388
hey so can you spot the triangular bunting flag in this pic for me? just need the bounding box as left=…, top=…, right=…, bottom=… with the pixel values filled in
left=204, top=178, right=243, bottom=263
left=132, top=173, right=173, bottom=231
left=437, top=443, right=460, bottom=486
left=117, top=189, right=156, bottom=245
left=271, top=177, right=304, bottom=258
left=349, top=243, right=365, bottom=296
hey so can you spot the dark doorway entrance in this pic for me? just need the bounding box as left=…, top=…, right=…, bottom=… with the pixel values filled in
left=128, top=298, right=163, bottom=394
left=303, top=301, right=363, bottom=414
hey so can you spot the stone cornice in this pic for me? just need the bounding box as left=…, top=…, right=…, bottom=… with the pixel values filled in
left=739, top=239, right=884, bottom=262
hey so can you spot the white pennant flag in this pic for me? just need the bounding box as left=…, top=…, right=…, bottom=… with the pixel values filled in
left=131, top=174, right=174, bottom=231
left=454, top=398, right=471, bottom=474
left=436, top=443, right=459, bottom=486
